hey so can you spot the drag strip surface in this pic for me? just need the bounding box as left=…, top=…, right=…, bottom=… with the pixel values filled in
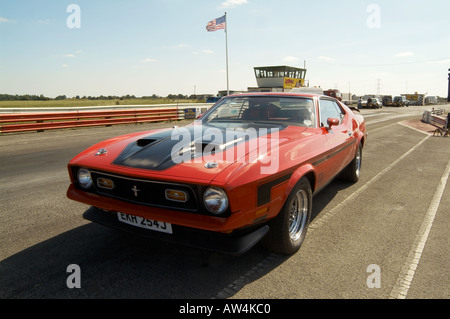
left=1, top=107, right=449, bottom=299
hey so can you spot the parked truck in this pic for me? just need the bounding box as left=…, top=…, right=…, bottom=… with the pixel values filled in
left=323, top=89, right=343, bottom=101
left=382, top=95, right=393, bottom=106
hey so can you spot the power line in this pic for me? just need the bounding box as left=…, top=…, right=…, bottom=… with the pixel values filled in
left=312, top=58, right=450, bottom=68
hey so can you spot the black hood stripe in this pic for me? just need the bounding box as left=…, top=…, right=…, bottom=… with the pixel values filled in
left=113, top=124, right=287, bottom=171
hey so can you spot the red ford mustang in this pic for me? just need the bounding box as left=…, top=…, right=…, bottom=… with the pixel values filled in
left=67, top=93, right=367, bottom=255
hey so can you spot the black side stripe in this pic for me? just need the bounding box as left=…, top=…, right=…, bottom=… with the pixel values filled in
left=257, top=173, right=292, bottom=207
left=312, top=139, right=356, bottom=167
left=255, top=139, right=356, bottom=207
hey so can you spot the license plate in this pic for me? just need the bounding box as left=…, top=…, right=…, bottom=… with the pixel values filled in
left=117, top=212, right=173, bottom=234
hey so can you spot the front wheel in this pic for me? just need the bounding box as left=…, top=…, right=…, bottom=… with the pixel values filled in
left=262, top=178, right=312, bottom=255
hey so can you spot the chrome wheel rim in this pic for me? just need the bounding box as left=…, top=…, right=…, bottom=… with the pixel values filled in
left=289, top=189, right=308, bottom=241
left=355, top=147, right=361, bottom=178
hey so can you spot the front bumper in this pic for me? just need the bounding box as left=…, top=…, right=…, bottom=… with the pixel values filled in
left=83, top=206, right=269, bottom=256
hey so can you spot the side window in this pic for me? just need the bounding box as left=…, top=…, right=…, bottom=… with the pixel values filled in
left=319, top=99, right=345, bottom=127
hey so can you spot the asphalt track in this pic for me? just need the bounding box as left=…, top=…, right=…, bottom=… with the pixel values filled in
left=0, top=104, right=449, bottom=300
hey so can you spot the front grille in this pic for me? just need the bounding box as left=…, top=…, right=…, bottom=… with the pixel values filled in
left=89, top=170, right=199, bottom=211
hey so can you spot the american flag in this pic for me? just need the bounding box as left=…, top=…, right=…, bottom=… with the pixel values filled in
left=206, top=15, right=226, bottom=32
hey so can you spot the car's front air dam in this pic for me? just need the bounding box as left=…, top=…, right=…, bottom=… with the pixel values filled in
left=82, top=206, right=270, bottom=256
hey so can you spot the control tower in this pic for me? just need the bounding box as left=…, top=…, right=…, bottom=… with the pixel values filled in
left=251, top=65, right=307, bottom=92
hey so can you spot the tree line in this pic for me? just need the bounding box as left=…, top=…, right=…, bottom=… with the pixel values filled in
left=0, top=93, right=207, bottom=101
left=0, top=94, right=51, bottom=101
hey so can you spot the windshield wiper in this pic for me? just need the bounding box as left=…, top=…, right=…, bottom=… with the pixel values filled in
left=206, top=119, right=242, bottom=123
left=250, top=120, right=284, bottom=125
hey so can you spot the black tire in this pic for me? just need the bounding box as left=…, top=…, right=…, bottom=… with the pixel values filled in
left=340, top=143, right=362, bottom=182
left=262, top=178, right=312, bottom=255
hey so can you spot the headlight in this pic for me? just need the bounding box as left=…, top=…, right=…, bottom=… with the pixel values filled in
left=203, top=187, right=229, bottom=215
left=77, top=168, right=93, bottom=189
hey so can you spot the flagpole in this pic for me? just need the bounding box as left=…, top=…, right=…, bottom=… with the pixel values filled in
left=225, top=12, right=229, bottom=96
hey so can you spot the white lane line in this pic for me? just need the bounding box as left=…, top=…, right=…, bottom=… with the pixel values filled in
left=389, top=158, right=450, bottom=299
left=309, top=134, right=431, bottom=231
left=365, top=114, right=411, bottom=125
left=362, top=112, right=390, bottom=118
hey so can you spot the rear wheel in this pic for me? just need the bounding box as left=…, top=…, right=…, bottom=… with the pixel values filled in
left=262, top=178, right=312, bottom=255
left=340, top=143, right=362, bottom=182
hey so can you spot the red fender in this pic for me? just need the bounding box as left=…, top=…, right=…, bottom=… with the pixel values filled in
left=284, top=164, right=317, bottom=200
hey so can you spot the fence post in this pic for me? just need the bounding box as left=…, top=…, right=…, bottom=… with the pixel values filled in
left=422, top=111, right=431, bottom=123
left=37, top=120, right=44, bottom=132
left=448, top=68, right=450, bottom=103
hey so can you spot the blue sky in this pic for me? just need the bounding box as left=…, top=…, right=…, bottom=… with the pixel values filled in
left=1, top=0, right=449, bottom=98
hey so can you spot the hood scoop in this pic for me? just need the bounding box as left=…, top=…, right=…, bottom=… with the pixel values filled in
left=136, top=138, right=157, bottom=147
left=113, top=135, right=180, bottom=171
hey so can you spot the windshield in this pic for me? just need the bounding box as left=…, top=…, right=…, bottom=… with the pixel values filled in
left=201, top=96, right=316, bottom=128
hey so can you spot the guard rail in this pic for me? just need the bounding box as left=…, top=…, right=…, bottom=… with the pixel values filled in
left=0, top=104, right=214, bottom=134
left=422, top=108, right=448, bottom=128
left=0, top=108, right=182, bottom=134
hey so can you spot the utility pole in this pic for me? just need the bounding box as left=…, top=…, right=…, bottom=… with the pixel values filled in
left=447, top=69, right=450, bottom=128
left=377, top=79, right=381, bottom=97
left=447, top=68, right=450, bottom=103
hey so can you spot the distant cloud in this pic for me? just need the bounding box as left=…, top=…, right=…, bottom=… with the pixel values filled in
left=142, top=58, right=157, bottom=63
left=0, top=17, right=15, bottom=23
left=427, top=58, right=450, bottom=64
left=317, top=56, right=335, bottom=62
left=284, top=56, right=299, bottom=62
left=61, top=64, right=69, bottom=68
left=220, top=0, right=248, bottom=9
left=63, top=51, right=82, bottom=58
left=395, top=52, right=414, bottom=57
left=36, top=19, right=52, bottom=24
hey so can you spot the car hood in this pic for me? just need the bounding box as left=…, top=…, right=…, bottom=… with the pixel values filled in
left=70, top=123, right=307, bottom=183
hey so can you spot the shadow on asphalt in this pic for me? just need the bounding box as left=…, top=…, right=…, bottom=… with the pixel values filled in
left=311, top=179, right=355, bottom=222
left=0, top=179, right=351, bottom=299
left=0, top=222, right=272, bottom=298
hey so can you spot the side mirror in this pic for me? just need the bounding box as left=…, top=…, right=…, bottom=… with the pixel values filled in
left=327, top=118, right=340, bottom=129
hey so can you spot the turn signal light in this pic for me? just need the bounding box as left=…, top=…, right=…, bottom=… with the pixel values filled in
left=165, top=189, right=188, bottom=202
left=97, top=178, right=114, bottom=190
